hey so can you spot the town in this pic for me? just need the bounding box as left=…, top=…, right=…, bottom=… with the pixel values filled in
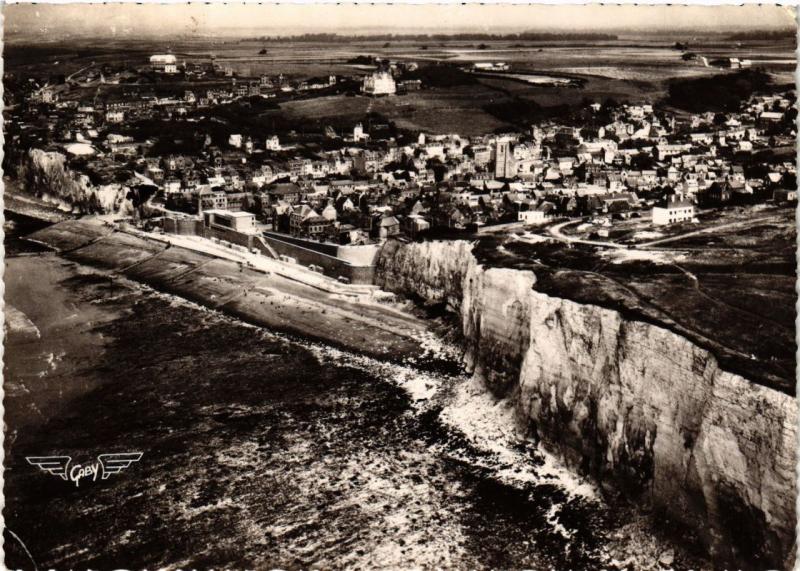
left=5, top=51, right=797, bottom=284
left=3, top=5, right=798, bottom=571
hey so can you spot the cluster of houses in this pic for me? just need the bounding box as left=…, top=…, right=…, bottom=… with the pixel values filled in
left=7, top=56, right=797, bottom=247
left=25, top=54, right=425, bottom=115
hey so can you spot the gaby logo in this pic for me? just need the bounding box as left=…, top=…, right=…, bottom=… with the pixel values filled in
left=26, top=453, right=143, bottom=487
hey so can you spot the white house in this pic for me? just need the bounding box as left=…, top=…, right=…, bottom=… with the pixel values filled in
left=353, top=123, right=368, bottom=142
left=266, top=136, right=281, bottom=151
left=518, top=203, right=554, bottom=225
left=106, top=111, right=124, bottom=124
left=652, top=196, right=694, bottom=226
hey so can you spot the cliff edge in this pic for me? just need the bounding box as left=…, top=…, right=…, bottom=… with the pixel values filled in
left=376, top=238, right=797, bottom=570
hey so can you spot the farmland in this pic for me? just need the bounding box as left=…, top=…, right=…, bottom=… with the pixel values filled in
left=6, top=34, right=795, bottom=136
left=275, top=87, right=514, bottom=136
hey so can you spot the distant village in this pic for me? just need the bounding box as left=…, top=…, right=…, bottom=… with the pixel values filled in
left=6, top=52, right=798, bottom=255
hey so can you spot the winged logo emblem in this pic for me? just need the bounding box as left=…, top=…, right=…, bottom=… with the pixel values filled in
left=27, top=453, right=143, bottom=487
left=25, top=456, right=71, bottom=480
left=97, top=453, right=144, bottom=479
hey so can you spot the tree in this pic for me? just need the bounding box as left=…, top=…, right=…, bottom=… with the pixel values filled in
left=602, top=98, right=619, bottom=112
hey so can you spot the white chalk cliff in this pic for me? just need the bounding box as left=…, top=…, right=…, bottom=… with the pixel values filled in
left=17, top=149, right=134, bottom=215
left=377, top=239, right=797, bottom=569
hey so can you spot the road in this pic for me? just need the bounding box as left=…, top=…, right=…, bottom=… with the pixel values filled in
left=544, top=219, right=625, bottom=249
left=66, top=62, right=99, bottom=83
left=541, top=215, right=779, bottom=250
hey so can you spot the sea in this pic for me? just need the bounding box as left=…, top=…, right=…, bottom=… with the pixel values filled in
left=3, top=210, right=698, bottom=570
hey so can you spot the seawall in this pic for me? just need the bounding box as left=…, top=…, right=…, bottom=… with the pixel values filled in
left=161, top=217, right=376, bottom=284
left=375, top=238, right=797, bottom=570
left=24, top=219, right=430, bottom=363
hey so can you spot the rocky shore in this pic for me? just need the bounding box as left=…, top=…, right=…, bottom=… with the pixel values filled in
left=376, top=238, right=798, bottom=570
left=12, top=212, right=792, bottom=569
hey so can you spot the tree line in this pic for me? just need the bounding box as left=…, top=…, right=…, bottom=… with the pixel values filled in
left=250, top=32, right=618, bottom=43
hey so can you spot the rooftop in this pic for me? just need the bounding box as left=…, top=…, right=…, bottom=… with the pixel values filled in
left=204, top=209, right=255, bottom=218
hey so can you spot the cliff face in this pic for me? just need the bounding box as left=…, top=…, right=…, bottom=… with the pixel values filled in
left=376, top=239, right=797, bottom=569
left=16, top=149, right=133, bottom=215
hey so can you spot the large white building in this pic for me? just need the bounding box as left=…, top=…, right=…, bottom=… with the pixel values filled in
left=150, top=54, right=178, bottom=73
left=518, top=209, right=549, bottom=225
left=652, top=195, right=695, bottom=226
left=473, top=62, right=510, bottom=72
left=202, top=210, right=257, bottom=234
left=362, top=71, right=396, bottom=96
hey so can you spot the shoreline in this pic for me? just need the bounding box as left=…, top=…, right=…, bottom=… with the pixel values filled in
left=6, top=244, right=692, bottom=568
left=3, top=184, right=78, bottom=224
left=5, top=224, right=703, bottom=571
left=23, top=218, right=443, bottom=366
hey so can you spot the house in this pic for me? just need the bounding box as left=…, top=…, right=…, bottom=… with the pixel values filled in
left=362, top=71, right=396, bottom=96
left=758, top=111, right=784, bottom=124
left=198, top=190, right=229, bottom=212
left=289, top=204, right=321, bottom=236
left=377, top=215, right=401, bottom=239
left=518, top=202, right=554, bottom=225
left=150, top=54, right=177, bottom=72
left=402, top=214, right=431, bottom=238
left=437, top=206, right=469, bottom=229
left=268, top=182, right=303, bottom=204
left=652, top=195, right=695, bottom=226
left=266, top=136, right=280, bottom=151
left=106, top=111, right=124, bottom=124
left=229, top=134, right=243, bottom=148
left=700, top=183, right=732, bottom=207
left=301, top=215, right=333, bottom=239
left=598, top=192, right=639, bottom=213
left=320, top=203, right=338, bottom=221
left=773, top=189, right=797, bottom=203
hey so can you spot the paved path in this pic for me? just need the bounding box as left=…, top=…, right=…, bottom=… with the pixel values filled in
left=545, top=219, right=626, bottom=249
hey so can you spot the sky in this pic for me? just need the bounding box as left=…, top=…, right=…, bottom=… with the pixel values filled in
left=4, top=3, right=797, bottom=38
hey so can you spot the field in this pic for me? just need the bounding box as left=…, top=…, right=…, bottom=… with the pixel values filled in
left=560, top=205, right=786, bottom=246
left=275, top=87, right=513, bottom=136
left=6, top=35, right=795, bottom=135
